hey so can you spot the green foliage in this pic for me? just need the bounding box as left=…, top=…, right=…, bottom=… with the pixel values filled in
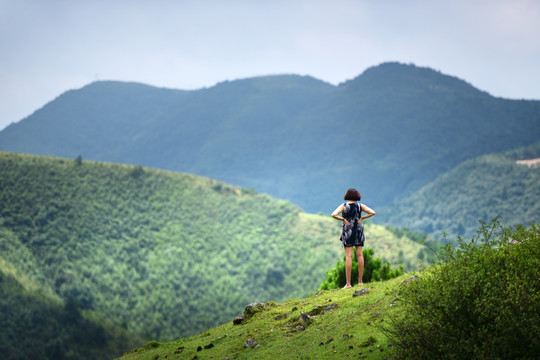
left=319, top=248, right=404, bottom=290
left=384, top=225, right=439, bottom=263
left=382, top=140, right=540, bottom=240
left=0, top=269, right=142, bottom=360
left=1, top=63, right=539, bottom=214
left=384, top=225, right=428, bottom=245
left=0, top=152, right=428, bottom=347
left=386, top=219, right=540, bottom=359
left=116, top=219, right=540, bottom=360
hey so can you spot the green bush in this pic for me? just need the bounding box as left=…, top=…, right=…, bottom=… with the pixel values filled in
left=319, top=247, right=404, bottom=290
left=387, top=219, right=540, bottom=359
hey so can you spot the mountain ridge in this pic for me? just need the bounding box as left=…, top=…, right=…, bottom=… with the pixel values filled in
left=340, top=62, right=489, bottom=97
left=1, top=62, right=539, bottom=213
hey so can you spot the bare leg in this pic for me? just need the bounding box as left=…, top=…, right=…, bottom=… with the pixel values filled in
left=343, top=246, right=353, bottom=289
left=356, top=246, right=364, bottom=285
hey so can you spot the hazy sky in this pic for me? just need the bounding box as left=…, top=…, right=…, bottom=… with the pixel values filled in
left=1, top=0, right=539, bottom=130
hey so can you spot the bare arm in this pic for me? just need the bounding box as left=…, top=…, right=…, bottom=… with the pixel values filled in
left=331, top=204, right=350, bottom=226
left=360, top=204, right=376, bottom=221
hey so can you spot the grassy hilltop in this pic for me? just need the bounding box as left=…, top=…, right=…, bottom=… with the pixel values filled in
left=120, top=276, right=408, bottom=360
left=0, top=152, right=429, bottom=358
left=120, top=220, right=540, bottom=360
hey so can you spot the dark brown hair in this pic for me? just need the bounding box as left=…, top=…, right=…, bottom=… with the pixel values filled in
left=344, top=188, right=361, bottom=201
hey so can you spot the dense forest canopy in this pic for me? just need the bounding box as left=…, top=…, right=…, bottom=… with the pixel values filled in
left=383, top=141, right=540, bottom=239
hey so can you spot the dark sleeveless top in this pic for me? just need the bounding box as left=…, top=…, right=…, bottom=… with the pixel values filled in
left=340, top=202, right=365, bottom=247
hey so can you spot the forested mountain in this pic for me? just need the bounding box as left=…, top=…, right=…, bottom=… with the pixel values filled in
left=0, top=262, right=143, bottom=360
left=0, top=152, right=428, bottom=352
left=2, top=62, right=539, bottom=213
left=381, top=141, right=540, bottom=239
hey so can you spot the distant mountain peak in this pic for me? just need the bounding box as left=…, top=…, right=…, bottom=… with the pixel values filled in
left=340, top=62, right=489, bottom=97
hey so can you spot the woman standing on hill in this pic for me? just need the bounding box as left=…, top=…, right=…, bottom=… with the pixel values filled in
left=332, top=188, right=376, bottom=289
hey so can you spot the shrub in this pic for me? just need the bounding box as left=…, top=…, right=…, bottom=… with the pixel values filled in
left=386, top=219, right=540, bottom=359
left=319, top=247, right=404, bottom=290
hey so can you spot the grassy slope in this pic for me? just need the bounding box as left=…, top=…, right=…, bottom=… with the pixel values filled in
left=0, top=152, right=428, bottom=343
left=119, top=274, right=413, bottom=360
left=120, top=222, right=540, bottom=360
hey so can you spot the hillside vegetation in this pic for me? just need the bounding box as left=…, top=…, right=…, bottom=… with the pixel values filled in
left=0, top=262, right=143, bottom=360
left=119, top=221, right=539, bottom=360
left=0, top=152, right=428, bottom=347
left=382, top=141, right=540, bottom=239
left=1, top=62, right=539, bottom=213
left=388, top=220, right=540, bottom=359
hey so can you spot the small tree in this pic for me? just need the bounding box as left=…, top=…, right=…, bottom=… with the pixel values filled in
left=130, top=165, right=144, bottom=178
left=319, top=247, right=404, bottom=290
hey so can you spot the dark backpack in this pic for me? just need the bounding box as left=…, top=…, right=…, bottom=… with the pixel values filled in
left=343, top=202, right=361, bottom=221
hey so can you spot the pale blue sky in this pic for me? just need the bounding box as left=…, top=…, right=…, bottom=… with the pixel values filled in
left=1, top=0, right=539, bottom=130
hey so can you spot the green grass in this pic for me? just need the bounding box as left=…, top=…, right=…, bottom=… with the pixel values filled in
left=119, top=274, right=414, bottom=360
